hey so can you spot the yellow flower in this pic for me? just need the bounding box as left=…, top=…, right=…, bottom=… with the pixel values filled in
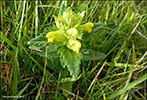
left=82, top=22, right=94, bottom=33
left=46, top=32, right=56, bottom=43
left=66, top=39, right=81, bottom=52
left=73, top=40, right=81, bottom=52
left=66, top=28, right=78, bottom=37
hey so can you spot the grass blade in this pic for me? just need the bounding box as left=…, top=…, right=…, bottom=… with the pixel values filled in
left=1, top=33, right=17, bottom=51
left=107, top=73, right=147, bottom=99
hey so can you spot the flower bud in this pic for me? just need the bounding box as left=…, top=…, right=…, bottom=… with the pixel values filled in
left=66, top=28, right=78, bottom=37
left=54, top=7, right=85, bottom=29
left=63, top=7, right=72, bottom=20
left=66, top=39, right=81, bottom=52
left=54, top=15, right=68, bottom=30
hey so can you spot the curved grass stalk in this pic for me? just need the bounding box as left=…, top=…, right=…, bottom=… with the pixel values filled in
left=14, top=0, right=26, bottom=96
left=35, top=0, right=38, bottom=37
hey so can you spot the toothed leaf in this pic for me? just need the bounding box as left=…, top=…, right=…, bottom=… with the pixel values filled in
left=58, top=46, right=82, bottom=78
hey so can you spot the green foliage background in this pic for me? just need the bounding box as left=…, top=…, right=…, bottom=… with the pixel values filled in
left=0, top=0, right=147, bottom=100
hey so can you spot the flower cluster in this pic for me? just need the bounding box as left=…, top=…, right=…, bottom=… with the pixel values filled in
left=46, top=7, right=94, bottom=52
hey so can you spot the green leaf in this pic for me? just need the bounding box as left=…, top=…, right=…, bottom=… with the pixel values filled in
left=61, top=81, right=73, bottom=96
left=27, top=30, right=49, bottom=47
left=82, top=49, right=105, bottom=61
left=59, top=1, right=67, bottom=15
left=61, top=77, right=75, bottom=96
left=49, top=26, right=59, bottom=31
left=28, top=45, right=62, bottom=73
left=58, top=46, right=82, bottom=78
left=29, top=45, right=58, bottom=59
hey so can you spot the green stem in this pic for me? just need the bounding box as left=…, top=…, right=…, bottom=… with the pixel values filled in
left=35, top=0, right=38, bottom=37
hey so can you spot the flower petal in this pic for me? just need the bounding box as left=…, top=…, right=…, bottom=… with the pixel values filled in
left=46, top=32, right=56, bottom=43
left=83, top=22, right=94, bottom=33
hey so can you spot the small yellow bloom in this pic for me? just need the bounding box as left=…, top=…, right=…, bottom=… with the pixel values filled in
left=66, top=28, right=78, bottom=37
left=83, top=22, right=94, bottom=33
left=46, top=32, right=56, bottom=43
left=73, top=40, right=81, bottom=52
left=66, top=39, right=81, bottom=52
